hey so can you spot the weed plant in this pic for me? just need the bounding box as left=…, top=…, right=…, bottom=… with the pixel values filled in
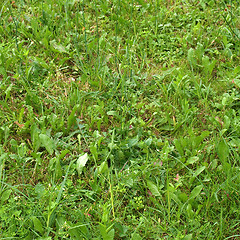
left=0, top=0, right=240, bottom=239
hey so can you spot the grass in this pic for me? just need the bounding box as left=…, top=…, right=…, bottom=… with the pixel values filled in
left=0, top=0, right=240, bottom=239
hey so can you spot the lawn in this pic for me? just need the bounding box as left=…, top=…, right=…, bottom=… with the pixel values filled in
left=0, top=0, right=240, bottom=239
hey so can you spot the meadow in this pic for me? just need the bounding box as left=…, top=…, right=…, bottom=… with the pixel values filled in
left=0, top=0, right=240, bottom=239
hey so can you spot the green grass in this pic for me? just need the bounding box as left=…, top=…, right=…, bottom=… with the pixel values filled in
left=0, top=0, right=240, bottom=239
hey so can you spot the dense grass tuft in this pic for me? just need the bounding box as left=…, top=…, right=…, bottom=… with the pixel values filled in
left=0, top=0, right=240, bottom=239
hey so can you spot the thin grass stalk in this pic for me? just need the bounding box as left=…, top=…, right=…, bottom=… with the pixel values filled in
left=129, top=0, right=134, bottom=82
left=115, top=0, right=120, bottom=75
left=64, top=2, right=69, bottom=28
left=103, top=129, right=116, bottom=219
left=155, top=0, right=159, bottom=35
left=166, top=150, right=171, bottom=222
left=0, top=156, right=5, bottom=191
left=94, top=0, right=100, bottom=63
left=81, top=0, right=89, bottom=62
left=9, top=2, right=33, bottom=98
left=46, top=160, right=74, bottom=234
left=94, top=0, right=101, bottom=89
left=219, top=0, right=240, bottom=40
left=9, top=3, right=19, bottom=52
left=109, top=130, right=115, bottom=219
left=74, top=1, right=87, bottom=75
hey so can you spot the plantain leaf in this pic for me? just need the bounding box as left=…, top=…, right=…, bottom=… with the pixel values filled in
left=189, top=185, right=203, bottom=200
left=147, top=180, right=160, bottom=197
left=32, top=216, right=44, bottom=234
left=76, top=153, right=88, bottom=176
left=39, top=134, right=55, bottom=155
